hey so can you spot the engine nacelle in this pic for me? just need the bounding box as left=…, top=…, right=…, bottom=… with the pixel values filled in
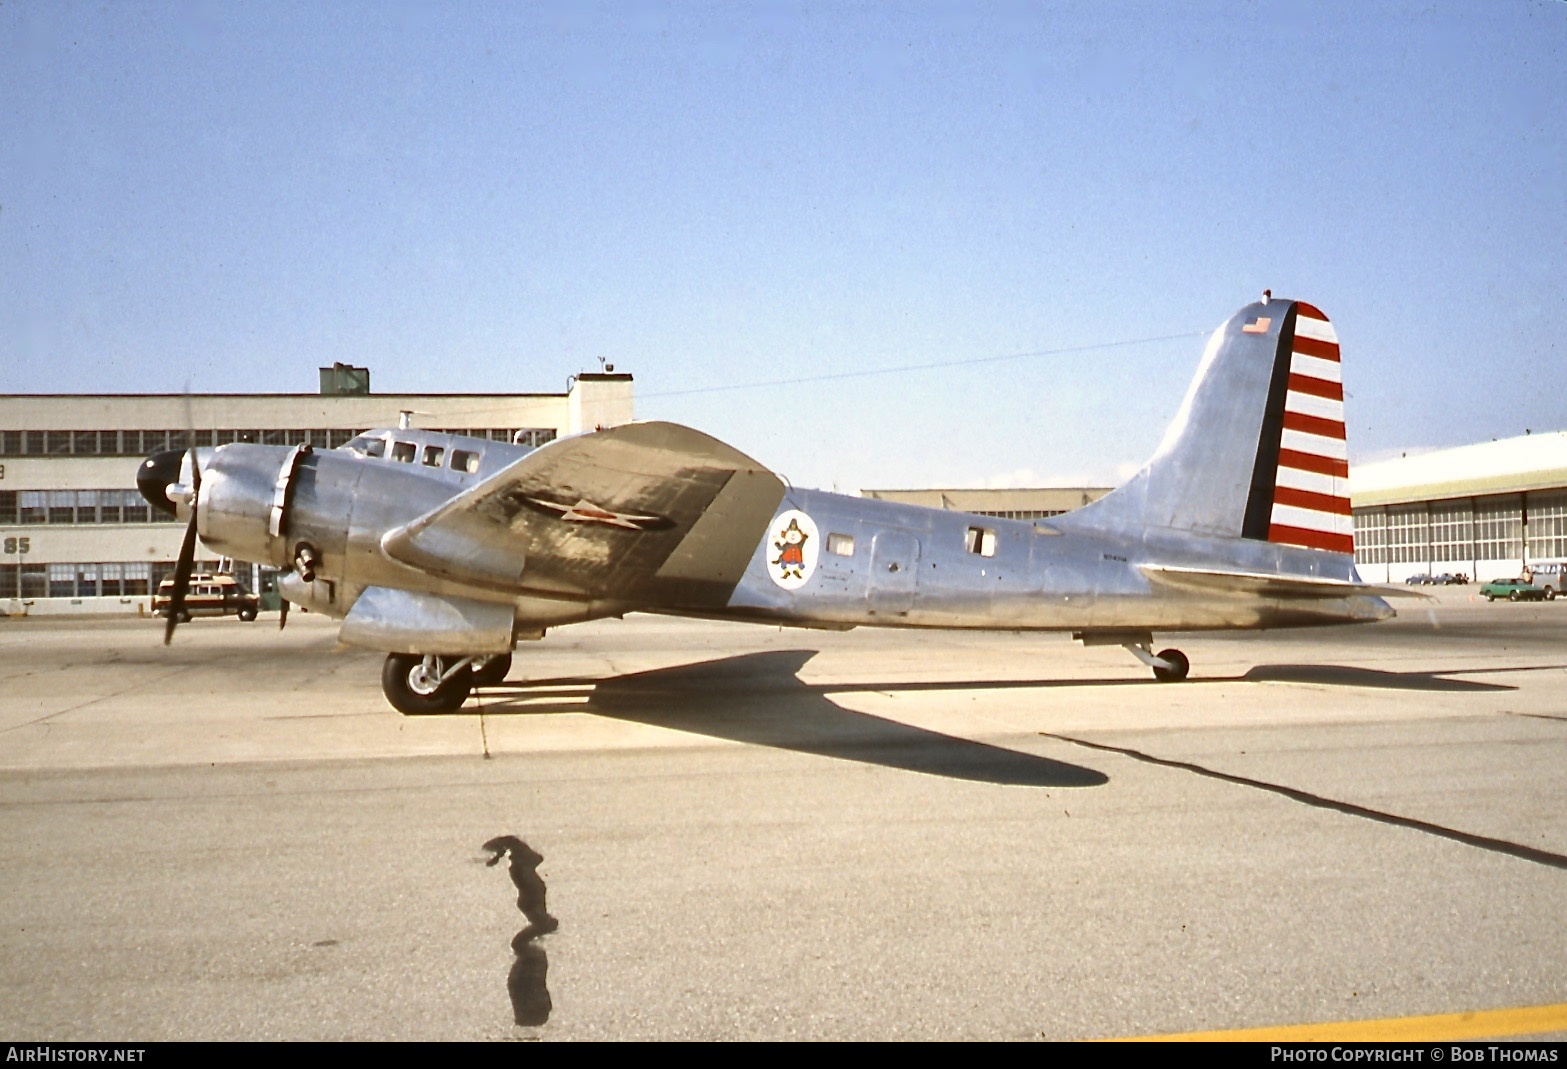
left=337, top=586, right=516, bottom=655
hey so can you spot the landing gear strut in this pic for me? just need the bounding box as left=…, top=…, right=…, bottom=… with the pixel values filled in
left=1125, top=643, right=1190, bottom=682
left=382, top=653, right=475, bottom=714
left=470, top=653, right=513, bottom=688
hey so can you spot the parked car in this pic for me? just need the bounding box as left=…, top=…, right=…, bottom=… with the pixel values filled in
left=152, top=573, right=261, bottom=621
left=1405, top=574, right=1436, bottom=585
left=1526, top=563, right=1564, bottom=600
left=1479, top=578, right=1547, bottom=602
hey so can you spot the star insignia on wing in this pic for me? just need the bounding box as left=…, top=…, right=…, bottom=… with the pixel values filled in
left=520, top=495, right=673, bottom=530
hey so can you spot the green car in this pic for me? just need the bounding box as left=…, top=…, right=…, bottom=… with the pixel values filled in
left=1479, top=578, right=1548, bottom=602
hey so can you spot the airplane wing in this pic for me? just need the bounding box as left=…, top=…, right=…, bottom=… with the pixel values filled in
left=1139, top=564, right=1430, bottom=600
left=380, top=422, right=786, bottom=609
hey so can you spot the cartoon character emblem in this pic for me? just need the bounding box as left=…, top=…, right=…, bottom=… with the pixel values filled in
left=767, top=509, right=820, bottom=590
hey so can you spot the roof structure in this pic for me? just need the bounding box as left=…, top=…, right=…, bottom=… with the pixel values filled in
left=1350, top=431, right=1567, bottom=507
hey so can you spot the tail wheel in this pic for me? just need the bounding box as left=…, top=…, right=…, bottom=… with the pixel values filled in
left=382, top=653, right=473, bottom=715
left=1152, top=648, right=1190, bottom=682
left=471, top=653, right=513, bottom=688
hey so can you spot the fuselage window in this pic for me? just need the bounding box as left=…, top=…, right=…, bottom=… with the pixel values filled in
left=422, top=445, right=445, bottom=467
left=451, top=449, right=480, bottom=474
left=965, top=526, right=997, bottom=557
left=391, top=441, right=417, bottom=463
left=827, top=533, right=855, bottom=556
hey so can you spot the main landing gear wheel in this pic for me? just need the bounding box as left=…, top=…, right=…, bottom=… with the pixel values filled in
left=470, top=653, right=513, bottom=688
left=382, top=653, right=473, bottom=715
left=1152, top=648, right=1190, bottom=683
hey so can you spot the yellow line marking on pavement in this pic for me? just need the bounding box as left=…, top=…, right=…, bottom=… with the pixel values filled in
left=1112, top=1000, right=1567, bottom=1042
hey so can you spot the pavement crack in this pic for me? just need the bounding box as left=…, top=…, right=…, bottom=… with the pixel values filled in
left=0, top=668, right=188, bottom=735
left=1041, top=731, right=1567, bottom=873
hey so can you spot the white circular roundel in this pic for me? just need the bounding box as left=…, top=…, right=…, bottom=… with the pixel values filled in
left=766, top=509, right=820, bottom=590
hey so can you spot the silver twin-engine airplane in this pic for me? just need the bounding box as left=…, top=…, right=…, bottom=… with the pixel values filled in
left=138, top=296, right=1401, bottom=713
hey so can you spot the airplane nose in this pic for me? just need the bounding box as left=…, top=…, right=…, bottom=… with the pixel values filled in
left=137, top=448, right=186, bottom=517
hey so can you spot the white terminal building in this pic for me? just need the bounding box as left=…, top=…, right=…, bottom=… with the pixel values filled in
left=0, top=366, right=633, bottom=615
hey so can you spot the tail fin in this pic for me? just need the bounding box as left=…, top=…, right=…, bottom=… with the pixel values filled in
left=1079, top=297, right=1352, bottom=553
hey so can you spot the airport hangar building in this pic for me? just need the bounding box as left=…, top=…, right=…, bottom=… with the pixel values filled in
left=2, top=363, right=1563, bottom=616
left=0, top=366, right=633, bottom=616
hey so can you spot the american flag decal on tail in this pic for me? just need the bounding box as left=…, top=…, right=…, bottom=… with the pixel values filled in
left=1241, top=302, right=1354, bottom=555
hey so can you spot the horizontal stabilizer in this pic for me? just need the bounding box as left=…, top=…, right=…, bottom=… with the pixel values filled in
left=1140, top=564, right=1427, bottom=601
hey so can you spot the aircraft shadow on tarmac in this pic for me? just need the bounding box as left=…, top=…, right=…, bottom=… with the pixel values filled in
left=1235, top=663, right=1524, bottom=692
left=474, top=649, right=1108, bottom=788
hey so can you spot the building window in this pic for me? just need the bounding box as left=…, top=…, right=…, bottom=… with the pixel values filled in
left=1429, top=502, right=1473, bottom=564
left=20, top=564, right=46, bottom=599
left=1384, top=505, right=1429, bottom=565
left=48, top=490, right=76, bottom=525
left=1475, top=496, right=1522, bottom=562
left=124, top=494, right=151, bottom=523
left=1353, top=508, right=1387, bottom=566
left=19, top=491, right=47, bottom=524
left=125, top=562, right=151, bottom=596
left=48, top=563, right=77, bottom=598
left=513, top=428, right=557, bottom=448
left=1526, top=491, right=1567, bottom=562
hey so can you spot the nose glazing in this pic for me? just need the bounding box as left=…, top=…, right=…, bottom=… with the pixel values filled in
left=137, top=448, right=186, bottom=517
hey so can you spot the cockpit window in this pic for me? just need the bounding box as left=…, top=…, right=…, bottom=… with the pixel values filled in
left=345, top=435, right=387, bottom=458
left=391, top=441, right=417, bottom=463
left=422, top=445, right=445, bottom=467
left=451, top=449, right=480, bottom=474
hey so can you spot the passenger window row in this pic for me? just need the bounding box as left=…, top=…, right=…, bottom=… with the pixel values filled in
left=349, top=435, right=481, bottom=475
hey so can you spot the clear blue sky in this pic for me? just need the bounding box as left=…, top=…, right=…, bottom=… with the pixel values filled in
left=4, top=1, right=1564, bottom=491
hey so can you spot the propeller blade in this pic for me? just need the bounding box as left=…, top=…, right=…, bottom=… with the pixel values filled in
left=162, top=443, right=203, bottom=646
left=278, top=597, right=289, bottom=631
left=163, top=507, right=199, bottom=644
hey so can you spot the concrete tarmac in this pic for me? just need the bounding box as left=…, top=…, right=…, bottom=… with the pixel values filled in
left=1, top=591, right=1565, bottom=1040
